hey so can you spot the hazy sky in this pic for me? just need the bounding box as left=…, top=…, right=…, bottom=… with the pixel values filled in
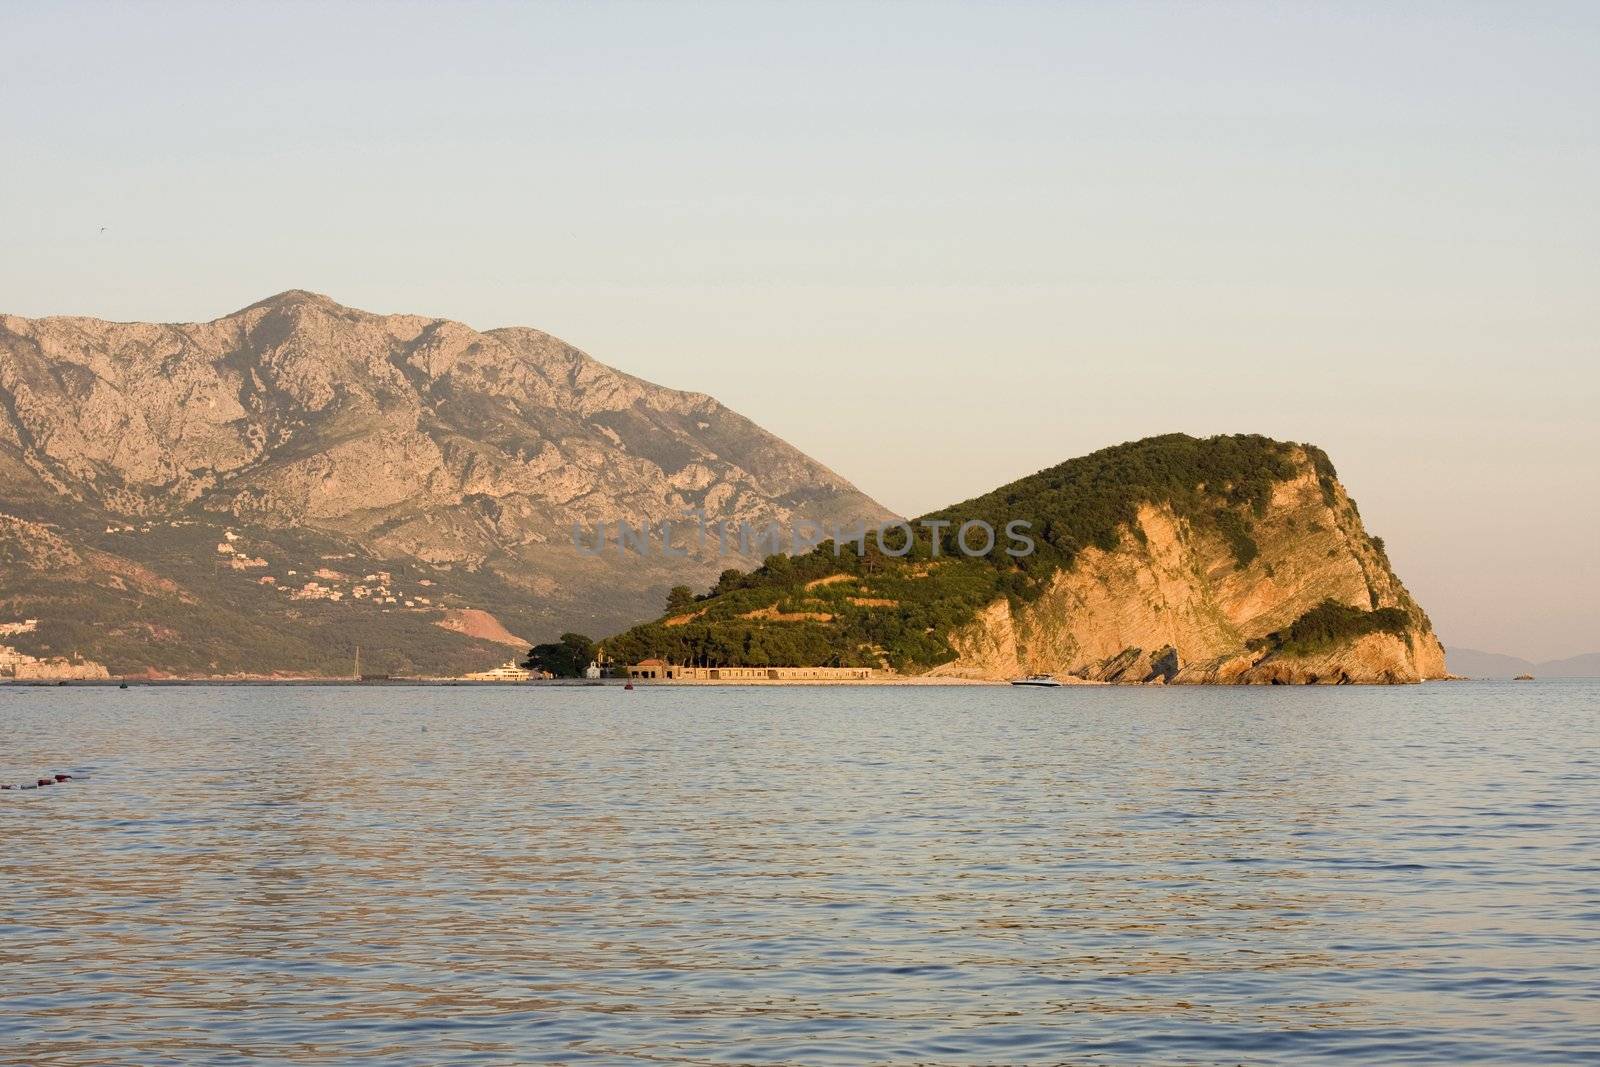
left=4, top=2, right=1597, bottom=660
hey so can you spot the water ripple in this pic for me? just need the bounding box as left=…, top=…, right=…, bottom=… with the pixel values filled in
left=1, top=681, right=1597, bottom=1064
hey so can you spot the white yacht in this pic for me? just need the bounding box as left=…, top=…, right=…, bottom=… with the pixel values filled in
left=1010, top=674, right=1062, bottom=688
left=465, top=660, right=534, bottom=682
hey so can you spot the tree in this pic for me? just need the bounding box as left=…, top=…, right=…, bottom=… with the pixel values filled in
left=524, top=632, right=597, bottom=678
left=712, top=568, right=746, bottom=597
left=665, top=585, right=696, bottom=616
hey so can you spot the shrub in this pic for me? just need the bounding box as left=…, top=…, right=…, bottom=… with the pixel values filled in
left=1252, top=600, right=1410, bottom=656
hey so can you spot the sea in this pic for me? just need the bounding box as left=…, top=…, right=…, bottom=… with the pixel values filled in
left=2, top=681, right=1596, bottom=1065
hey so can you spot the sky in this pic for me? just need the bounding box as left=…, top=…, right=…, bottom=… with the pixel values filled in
left=3, top=2, right=1597, bottom=660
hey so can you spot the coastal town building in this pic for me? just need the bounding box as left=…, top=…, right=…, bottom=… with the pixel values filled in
left=12, top=657, right=110, bottom=681
left=1, top=620, right=110, bottom=681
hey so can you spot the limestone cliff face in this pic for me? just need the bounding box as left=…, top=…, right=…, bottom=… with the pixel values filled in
left=0, top=291, right=893, bottom=676
left=930, top=450, right=1446, bottom=684
left=0, top=291, right=889, bottom=540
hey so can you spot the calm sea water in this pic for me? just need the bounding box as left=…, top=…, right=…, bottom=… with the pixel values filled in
left=1, top=681, right=1596, bottom=1065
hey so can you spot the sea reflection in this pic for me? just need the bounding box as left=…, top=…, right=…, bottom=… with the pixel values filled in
left=1, top=682, right=1596, bottom=1064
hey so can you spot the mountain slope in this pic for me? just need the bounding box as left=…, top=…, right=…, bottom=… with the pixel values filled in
left=604, top=434, right=1448, bottom=684
left=1538, top=653, right=1600, bottom=678
left=0, top=292, right=893, bottom=677
left=1445, top=649, right=1537, bottom=678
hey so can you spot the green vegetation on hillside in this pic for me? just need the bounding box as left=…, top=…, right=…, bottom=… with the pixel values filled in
left=1250, top=600, right=1411, bottom=657
left=919, top=432, right=1295, bottom=577
left=605, top=434, right=1309, bottom=672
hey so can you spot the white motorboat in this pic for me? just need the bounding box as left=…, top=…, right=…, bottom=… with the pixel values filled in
left=1010, top=674, right=1062, bottom=687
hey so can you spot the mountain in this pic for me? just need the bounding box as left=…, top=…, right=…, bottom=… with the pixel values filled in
left=1540, top=653, right=1600, bottom=678
left=0, top=292, right=893, bottom=677
left=1445, top=649, right=1536, bottom=678
left=1448, top=648, right=1600, bottom=679
left=604, top=434, right=1448, bottom=684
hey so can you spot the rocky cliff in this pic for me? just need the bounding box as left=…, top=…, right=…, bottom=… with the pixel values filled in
left=0, top=292, right=893, bottom=677
left=604, top=435, right=1448, bottom=684
left=930, top=455, right=1446, bottom=684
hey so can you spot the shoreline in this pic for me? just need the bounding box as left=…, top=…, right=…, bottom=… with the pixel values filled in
left=0, top=675, right=1011, bottom=688
left=0, top=676, right=1512, bottom=689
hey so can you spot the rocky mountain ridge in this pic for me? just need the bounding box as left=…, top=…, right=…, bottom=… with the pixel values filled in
left=0, top=292, right=893, bottom=676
